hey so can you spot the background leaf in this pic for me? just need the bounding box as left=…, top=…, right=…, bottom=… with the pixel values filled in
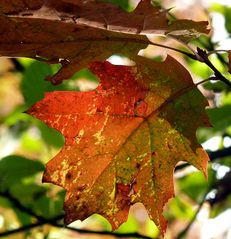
left=0, top=155, right=44, bottom=191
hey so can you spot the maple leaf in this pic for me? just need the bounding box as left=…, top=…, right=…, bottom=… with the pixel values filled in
left=0, top=1, right=209, bottom=84
left=27, top=55, right=210, bottom=234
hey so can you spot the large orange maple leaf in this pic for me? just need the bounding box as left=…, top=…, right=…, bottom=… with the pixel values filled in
left=28, top=56, right=210, bottom=234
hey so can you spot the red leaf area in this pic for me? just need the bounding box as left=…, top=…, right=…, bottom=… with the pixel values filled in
left=28, top=56, right=209, bottom=234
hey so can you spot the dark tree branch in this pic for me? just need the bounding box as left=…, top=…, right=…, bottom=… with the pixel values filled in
left=0, top=215, right=63, bottom=238
left=0, top=192, right=154, bottom=239
left=0, top=220, right=154, bottom=239
left=176, top=170, right=231, bottom=238
left=160, top=2, right=230, bottom=71
left=0, top=191, right=56, bottom=221
left=208, top=146, right=231, bottom=160
left=208, top=170, right=231, bottom=206
left=146, top=41, right=197, bottom=60
left=51, top=224, right=155, bottom=239
left=1, top=145, right=231, bottom=238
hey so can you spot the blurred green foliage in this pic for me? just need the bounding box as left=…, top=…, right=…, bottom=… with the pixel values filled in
left=210, top=3, right=231, bottom=35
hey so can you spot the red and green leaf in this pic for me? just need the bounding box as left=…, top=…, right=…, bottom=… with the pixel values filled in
left=27, top=56, right=210, bottom=234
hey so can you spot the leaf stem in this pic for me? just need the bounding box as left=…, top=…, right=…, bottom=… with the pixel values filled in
left=169, top=36, right=203, bottom=60
left=145, top=41, right=198, bottom=60
left=195, top=76, right=218, bottom=86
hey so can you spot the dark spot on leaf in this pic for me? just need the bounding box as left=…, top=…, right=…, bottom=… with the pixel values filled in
left=152, top=151, right=156, bottom=156
left=77, top=184, right=86, bottom=191
left=136, top=163, right=141, bottom=169
left=116, top=183, right=129, bottom=192
left=134, top=98, right=147, bottom=116
left=167, top=143, right=173, bottom=150
left=66, top=172, right=72, bottom=180
left=135, top=98, right=143, bottom=106
left=96, top=108, right=103, bottom=113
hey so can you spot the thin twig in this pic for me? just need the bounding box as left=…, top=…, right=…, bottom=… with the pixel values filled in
left=0, top=192, right=154, bottom=239
left=52, top=224, right=155, bottom=239
left=147, top=40, right=197, bottom=60
left=0, top=215, right=63, bottom=238
left=176, top=193, right=208, bottom=239
left=14, top=39, right=230, bottom=89
left=0, top=221, right=154, bottom=239
left=0, top=191, right=58, bottom=221
left=169, top=36, right=203, bottom=61
left=154, top=1, right=230, bottom=73
left=1, top=144, right=231, bottom=238
left=195, top=76, right=218, bottom=86
left=207, top=49, right=230, bottom=56
left=197, top=47, right=231, bottom=88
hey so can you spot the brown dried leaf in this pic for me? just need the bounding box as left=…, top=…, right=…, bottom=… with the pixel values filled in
left=0, top=1, right=209, bottom=84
